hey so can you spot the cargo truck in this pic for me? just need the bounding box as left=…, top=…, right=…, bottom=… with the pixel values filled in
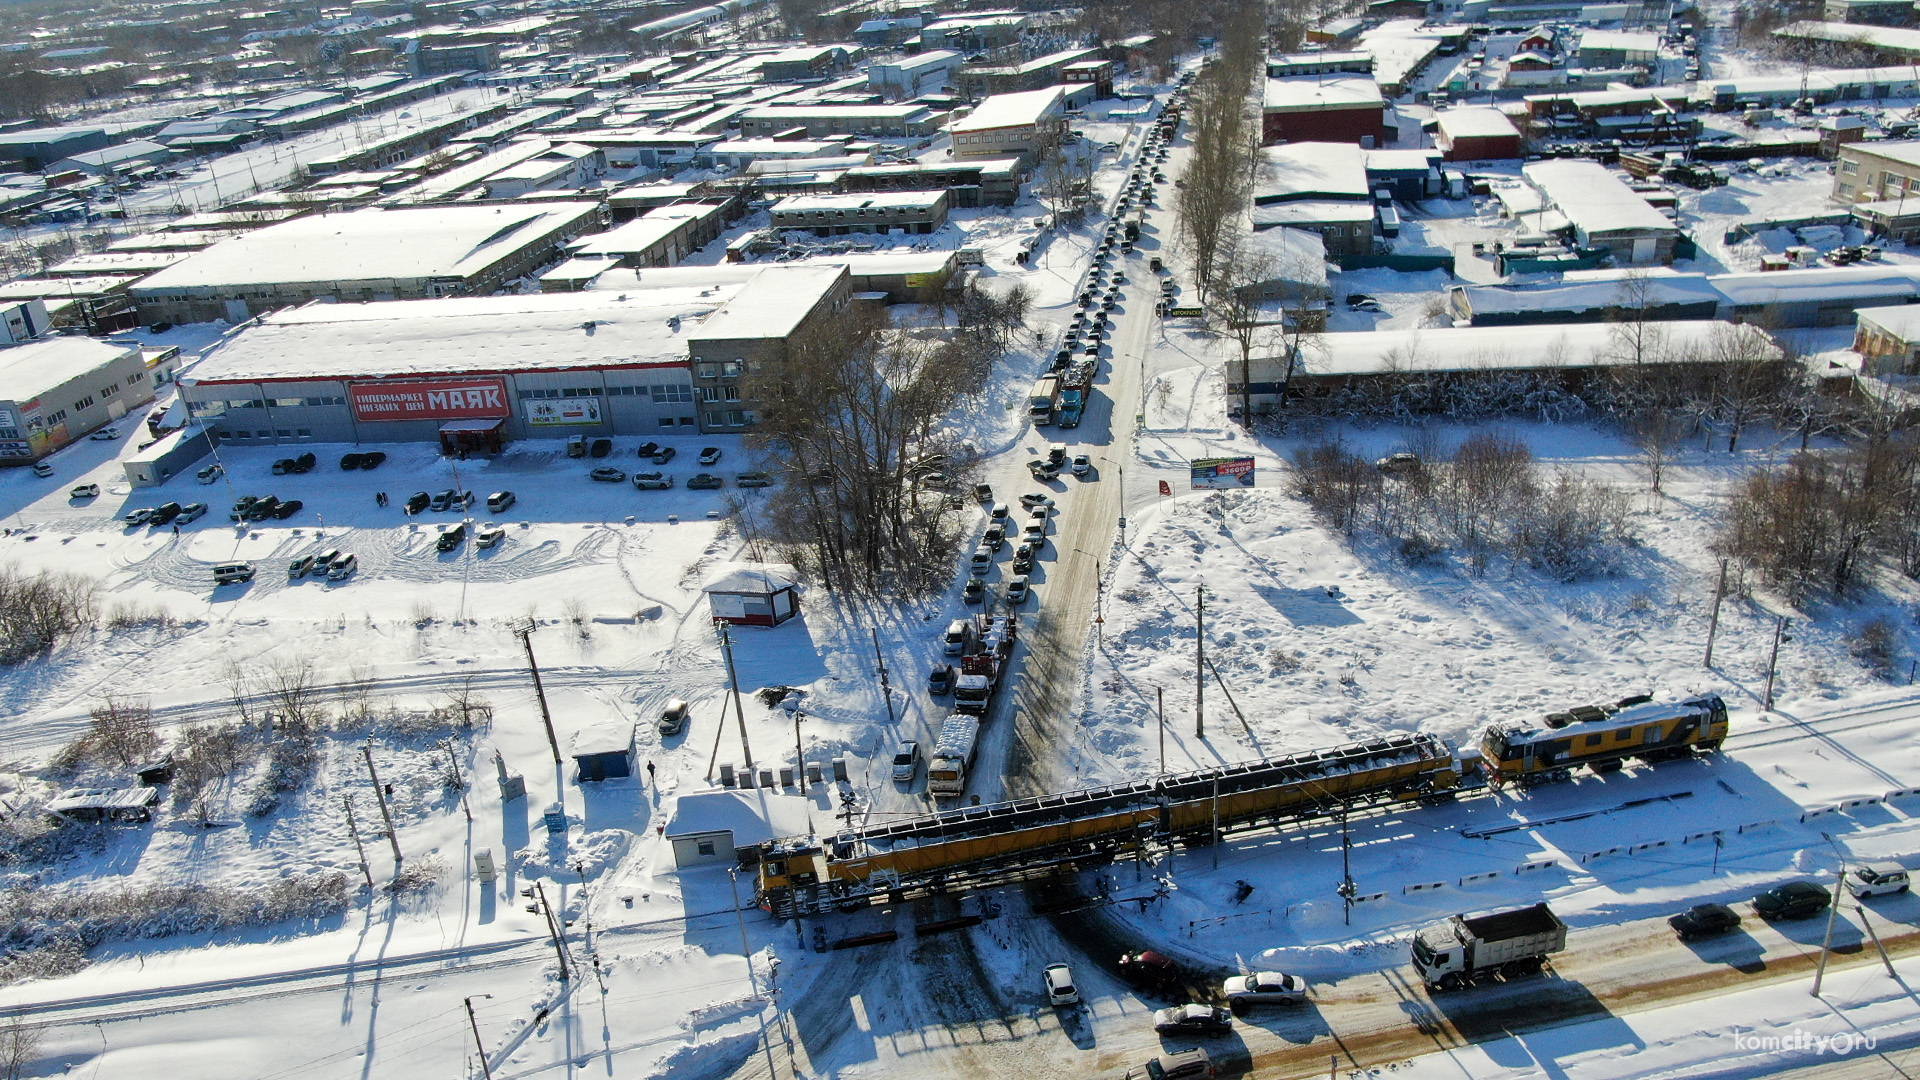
left=1028, top=375, right=1061, bottom=425
left=952, top=614, right=1016, bottom=716
left=926, top=715, right=981, bottom=796
left=1056, top=361, right=1096, bottom=428
left=1411, top=903, right=1566, bottom=990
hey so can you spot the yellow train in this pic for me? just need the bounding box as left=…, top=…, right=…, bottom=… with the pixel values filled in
left=1480, top=694, right=1728, bottom=786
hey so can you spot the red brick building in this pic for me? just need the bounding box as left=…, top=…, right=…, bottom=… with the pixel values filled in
left=1262, top=75, right=1390, bottom=146
left=1432, top=106, right=1523, bottom=161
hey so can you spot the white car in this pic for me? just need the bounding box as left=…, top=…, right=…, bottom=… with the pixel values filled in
left=1042, top=963, right=1079, bottom=1006
left=1222, top=971, right=1308, bottom=1007
left=1071, top=454, right=1092, bottom=476
left=891, top=740, right=919, bottom=781
left=88, top=428, right=119, bottom=441
left=1846, top=864, right=1910, bottom=898
left=197, top=463, right=223, bottom=484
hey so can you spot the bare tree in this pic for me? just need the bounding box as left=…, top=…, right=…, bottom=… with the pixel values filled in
left=262, top=655, right=323, bottom=737
left=222, top=657, right=256, bottom=724
left=1605, top=269, right=1668, bottom=366
left=1210, top=230, right=1328, bottom=423
left=0, top=1014, right=41, bottom=1080
left=1629, top=408, right=1684, bottom=493
left=87, top=695, right=158, bottom=768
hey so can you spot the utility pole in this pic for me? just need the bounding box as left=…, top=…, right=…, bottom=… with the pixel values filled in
left=532, top=881, right=571, bottom=979
left=1195, top=585, right=1205, bottom=738
left=342, top=795, right=373, bottom=889
left=362, top=743, right=402, bottom=866
left=1812, top=870, right=1841, bottom=996
left=1338, top=809, right=1356, bottom=926
left=516, top=623, right=561, bottom=764
left=1764, top=616, right=1792, bottom=711
left=1703, top=558, right=1728, bottom=668
left=793, top=703, right=806, bottom=783
left=465, top=995, right=494, bottom=1080
left=1157, top=686, right=1165, bottom=777
left=872, top=627, right=896, bottom=726
left=1210, top=774, right=1220, bottom=870
left=718, top=621, right=754, bottom=772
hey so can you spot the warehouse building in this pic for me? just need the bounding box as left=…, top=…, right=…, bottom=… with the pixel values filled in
left=736, top=104, right=948, bottom=139
left=130, top=202, right=604, bottom=325
left=770, top=191, right=949, bottom=235
left=0, top=125, right=110, bottom=170
left=870, top=50, right=960, bottom=97
left=179, top=264, right=850, bottom=447
left=841, top=158, right=1022, bottom=207
left=1854, top=304, right=1920, bottom=374
left=949, top=87, right=1066, bottom=163
left=1262, top=75, right=1388, bottom=146
left=0, top=336, right=154, bottom=463
left=1431, top=107, right=1523, bottom=161
left=1523, top=159, right=1678, bottom=264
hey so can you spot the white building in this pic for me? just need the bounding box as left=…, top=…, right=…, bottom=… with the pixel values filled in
left=870, top=50, right=960, bottom=97
left=1522, top=159, right=1677, bottom=264
left=949, top=86, right=1066, bottom=162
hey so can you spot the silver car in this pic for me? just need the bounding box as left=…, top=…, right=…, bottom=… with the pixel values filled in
left=1222, top=971, right=1308, bottom=1007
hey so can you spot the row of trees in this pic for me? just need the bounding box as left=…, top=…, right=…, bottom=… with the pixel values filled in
left=1172, top=9, right=1267, bottom=308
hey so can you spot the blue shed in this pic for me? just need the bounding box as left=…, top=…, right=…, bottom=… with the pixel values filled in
left=570, top=722, right=636, bottom=782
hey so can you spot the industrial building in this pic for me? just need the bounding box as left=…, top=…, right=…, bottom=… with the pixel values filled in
left=840, top=158, right=1022, bottom=207
left=1431, top=107, right=1523, bottom=161
left=1833, top=140, right=1920, bottom=204
left=769, top=191, right=949, bottom=235
left=949, top=87, right=1067, bottom=163
left=869, top=50, right=959, bottom=97
left=1262, top=75, right=1389, bottom=146
left=1854, top=305, right=1920, bottom=375
left=130, top=202, right=604, bottom=325
left=1449, top=264, right=1920, bottom=328
left=1250, top=143, right=1377, bottom=256
left=179, top=264, right=850, bottom=447
left=1522, top=159, right=1679, bottom=264
left=0, top=336, right=154, bottom=463
left=735, top=104, right=948, bottom=139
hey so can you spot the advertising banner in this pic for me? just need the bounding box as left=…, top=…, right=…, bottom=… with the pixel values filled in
left=349, top=379, right=510, bottom=422
left=526, top=397, right=603, bottom=427
left=1190, top=456, right=1255, bottom=489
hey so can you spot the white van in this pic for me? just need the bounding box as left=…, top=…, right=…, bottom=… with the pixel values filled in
left=969, top=545, right=993, bottom=572
left=213, top=562, right=255, bottom=584
left=944, top=619, right=972, bottom=655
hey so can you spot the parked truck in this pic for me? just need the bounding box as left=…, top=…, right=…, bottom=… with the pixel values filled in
left=952, top=614, right=1017, bottom=716
left=1056, top=361, right=1096, bottom=428
left=1411, top=903, right=1567, bottom=990
left=926, top=715, right=981, bottom=797
left=1028, top=374, right=1061, bottom=426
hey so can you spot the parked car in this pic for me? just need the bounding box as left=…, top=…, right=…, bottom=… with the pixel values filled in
left=431, top=489, right=473, bottom=510
left=486, top=490, right=516, bottom=512
left=1043, top=963, right=1080, bottom=1006
left=633, top=472, right=673, bottom=490
left=1847, top=864, right=1910, bottom=898
left=288, top=554, right=316, bottom=580
left=405, top=491, right=431, bottom=514
left=1376, top=452, right=1422, bottom=475
left=340, top=453, right=364, bottom=470
left=735, top=472, right=773, bottom=488
left=31, top=461, right=52, bottom=476
left=1020, top=493, right=1055, bottom=509
left=1006, top=575, right=1030, bottom=603
left=658, top=698, right=691, bottom=735
left=989, top=502, right=1010, bottom=521
left=312, top=549, right=341, bottom=572
left=636, top=441, right=660, bottom=459
left=1118, top=950, right=1181, bottom=989
left=230, top=495, right=261, bottom=520
left=326, top=554, right=357, bottom=580
left=270, top=499, right=303, bottom=520
left=1755, top=881, right=1831, bottom=920
left=1668, top=903, right=1741, bottom=941
left=176, top=502, right=207, bottom=524
left=123, top=508, right=153, bottom=526
left=1028, top=460, right=1060, bottom=480
left=698, top=446, right=723, bottom=466
left=88, top=427, right=119, bottom=441
left=1222, top=972, right=1308, bottom=1007
left=243, top=497, right=281, bottom=522
left=213, top=562, right=255, bottom=585
left=589, top=467, right=627, bottom=484
left=436, top=523, right=467, bottom=551
left=1153, top=1004, right=1233, bottom=1037
left=983, top=523, right=1006, bottom=550
left=962, top=576, right=986, bottom=603
left=651, top=446, right=678, bottom=464
left=928, top=664, right=955, bottom=694
left=475, top=526, right=505, bottom=549
left=147, top=502, right=182, bottom=526
left=359, top=451, right=386, bottom=470
left=1012, top=543, right=1037, bottom=574
left=974, top=483, right=994, bottom=502
left=197, top=463, right=223, bottom=484
left=271, top=458, right=298, bottom=476
left=891, top=740, right=920, bottom=781
left=687, top=473, right=724, bottom=490
left=69, top=484, right=99, bottom=499
left=589, top=438, right=613, bottom=458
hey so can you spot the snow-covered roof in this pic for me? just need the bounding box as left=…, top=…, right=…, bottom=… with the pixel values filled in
left=1845, top=139, right=1920, bottom=170
left=1578, top=30, right=1659, bottom=52
left=686, top=263, right=846, bottom=344
left=569, top=205, right=721, bottom=257
left=1253, top=200, right=1376, bottom=229
left=1238, top=227, right=1328, bottom=284
left=1774, top=20, right=1920, bottom=56
left=1298, top=321, right=1774, bottom=377
left=772, top=191, right=944, bottom=212
left=186, top=287, right=741, bottom=384
left=665, top=788, right=815, bottom=842
left=1712, top=265, right=1920, bottom=305
left=1365, top=148, right=1441, bottom=173
left=1856, top=303, right=1920, bottom=341
left=1263, top=75, right=1383, bottom=112
left=1522, top=159, right=1674, bottom=237
left=1259, top=142, right=1370, bottom=200
left=703, top=563, right=799, bottom=594
left=0, top=336, right=139, bottom=401
left=135, top=203, right=601, bottom=291
left=950, top=86, right=1066, bottom=134
left=1456, top=270, right=1721, bottom=316
left=1434, top=106, right=1519, bottom=140
left=570, top=720, right=634, bottom=758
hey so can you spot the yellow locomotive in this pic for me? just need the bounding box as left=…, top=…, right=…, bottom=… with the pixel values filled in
left=1481, top=694, right=1728, bottom=786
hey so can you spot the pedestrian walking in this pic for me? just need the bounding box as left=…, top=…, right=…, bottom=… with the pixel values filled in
left=171, top=523, right=179, bottom=535
left=646, top=760, right=656, bottom=783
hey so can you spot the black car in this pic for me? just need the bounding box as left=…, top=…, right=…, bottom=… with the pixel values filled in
left=636, top=441, right=660, bottom=459
left=270, top=499, right=304, bottom=520
left=1669, top=903, right=1741, bottom=941
left=436, top=523, right=467, bottom=551
left=147, top=502, right=183, bottom=526
left=405, top=491, right=431, bottom=514
left=928, top=664, right=955, bottom=694
left=340, top=453, right=364, bottom=470
left=687, top=473, right=725, bottom=490
left=1755, top=882, right=1831, bottom=920
left=242, top=497, right=281, bottom=521
left=589, top=438, right=613, bottom=458
left=974, top=483, right=993, bottom=502
left=360, top=451, right=386, bottom=470
left=291, top=452, right=316, bottom=474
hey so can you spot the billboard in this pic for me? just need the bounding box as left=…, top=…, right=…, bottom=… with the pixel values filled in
left=349, top=378, right=510, bottom=422
left=1190, top=456, right=1255, bottom=489
left=526, top=397, right=603, bottom=427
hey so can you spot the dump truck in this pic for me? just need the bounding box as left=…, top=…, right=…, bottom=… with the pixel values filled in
left=1028, top=374, right=1061, bottom=425
left=926, top=715, right=981, bottom=797
left=1411, top=903, right=1567, bottom=990
left=1056, top=360, right=1096, bottom=428
left=952, top=614, right=1016, bottom=717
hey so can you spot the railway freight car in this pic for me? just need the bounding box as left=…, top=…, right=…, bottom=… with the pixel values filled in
left=754, top=733, right=1477, bottom=917
left=1480, top=694, right=1728, bottom=786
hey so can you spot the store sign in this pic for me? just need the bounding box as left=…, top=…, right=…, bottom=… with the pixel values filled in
left=1190, top=456, right=1255, bottom=489
left=526, top=397, right=603, bottom=427
left=348, top=379, right=509, bottom=422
